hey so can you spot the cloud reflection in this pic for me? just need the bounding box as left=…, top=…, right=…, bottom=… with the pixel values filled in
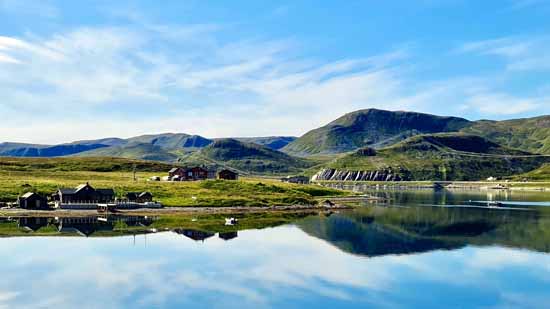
left=0, top=226, right=548, bottom=308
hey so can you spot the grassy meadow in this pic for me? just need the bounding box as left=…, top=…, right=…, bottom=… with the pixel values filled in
left=0, top=157, right=346, bottom=207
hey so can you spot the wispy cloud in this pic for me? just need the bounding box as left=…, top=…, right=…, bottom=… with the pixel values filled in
left=459, top=36, right=550, bottom=71
left=461, top=92, right=546, bottom=115
left=1, top=10, right=549, bottom=143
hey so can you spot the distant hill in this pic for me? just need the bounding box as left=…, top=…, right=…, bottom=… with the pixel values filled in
left=179, top=138, right=315, bottom=174
left=0, top=142, right=110, bottom=157
left=76, top=143, right=180, bottom=162
left=0, top=134, right=300, bottom=163
left=234, top=136, right=297, bottom=150
left=461, top=115, right=550, bottom=154
left=313, top=133, right=550, bottom=181
left=283, top=109, right=471, bottom=156
left=124, top=133, right=213, bottom=149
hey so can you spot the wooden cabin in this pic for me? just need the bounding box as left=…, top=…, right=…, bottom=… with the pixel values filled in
left=126, top=192, right=153, bottom=203
left=18, top=192, right=49, bottom=209
left=168, top=167, right=208, bottom=181
left=218, top=169, right=238, bottom=180
left=52, top=183, right=115, bottom=204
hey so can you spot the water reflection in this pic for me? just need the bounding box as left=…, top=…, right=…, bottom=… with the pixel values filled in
left=297, top=206, right=550, bottom=256
left=1, top=190, right=550, bottom=308
left=325, top=183, right=550, bottom=207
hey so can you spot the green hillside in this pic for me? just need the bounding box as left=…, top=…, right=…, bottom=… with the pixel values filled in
left=234, top=136, right=297, bottom=150
left=76, top=143, right=180, bottom=162
left=0, top=157, right=173, bottom=172
left=283, top=109, right=471, bottom=156
left=513, top=164, right=550, bottom=181
left=315, top=133, right=550, bottom=181
left=125, top=133, right=213, bottom=149
left=180, top=138, right=316, bottom=174
left=461, top=116, right=550, bottom=154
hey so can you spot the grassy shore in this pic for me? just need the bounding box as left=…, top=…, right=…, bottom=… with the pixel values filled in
left=0, top=168, right=346, bottom=207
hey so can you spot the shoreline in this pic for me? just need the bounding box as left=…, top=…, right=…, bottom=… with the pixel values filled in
left=0, top=204, right=356, bottom=218
left=316, top=181, right=550, bottom=191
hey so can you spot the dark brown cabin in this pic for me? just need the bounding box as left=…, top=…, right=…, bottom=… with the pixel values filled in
left=168, top=167, right=208, bottom=181
left=18, top=192, right=49, bottom=209
left=218, top=169, right=238, bottom=180
left=53, top=183, right=115, bottom=204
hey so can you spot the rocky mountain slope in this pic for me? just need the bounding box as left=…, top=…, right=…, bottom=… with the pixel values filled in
left=312, top=133, right=550, bottom=181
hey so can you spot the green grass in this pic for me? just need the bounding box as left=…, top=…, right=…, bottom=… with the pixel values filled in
left=512, top=163, right=550, bottom=181
left=0, top=157, right=346, bottom=206
left=0, top=156, right=173, bottom=172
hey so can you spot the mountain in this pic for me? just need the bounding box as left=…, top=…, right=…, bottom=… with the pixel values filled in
left=0, top=142, right=110, bottom=157
left=461, top=115, right=550, bottom=154
left=179, top=138, right=315, bottom=174
left=0, top=134, right=298, bottom=162
left=313, top=133, right=550, bottom=181
left=76, top=143, right=179, bottom=162
left=125, top=133, right=213, bottom=149
left=234, top=136, right=297, bottom=150
left=283, top=109, right=471, bottom=156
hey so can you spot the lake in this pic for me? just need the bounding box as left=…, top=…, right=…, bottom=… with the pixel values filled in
left=1, top=188, right=549, bottom=308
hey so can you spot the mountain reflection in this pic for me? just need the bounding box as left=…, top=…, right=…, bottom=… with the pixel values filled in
left=296, top=206, right=550, bottom=256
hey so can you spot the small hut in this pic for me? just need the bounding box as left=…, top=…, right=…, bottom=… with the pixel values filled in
left=18, top=192, right=49, bottom=209
left=218, top=169, right=239, bottom=180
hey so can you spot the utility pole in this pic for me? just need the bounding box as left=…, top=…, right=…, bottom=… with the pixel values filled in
left=133, top=164, right=137, bottom=182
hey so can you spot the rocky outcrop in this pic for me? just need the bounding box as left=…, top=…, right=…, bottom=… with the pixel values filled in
left=311, top=168, right=409, bottom=182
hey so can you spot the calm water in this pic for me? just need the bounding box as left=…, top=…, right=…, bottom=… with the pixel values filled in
left=1, top=189, right=550, bottom=308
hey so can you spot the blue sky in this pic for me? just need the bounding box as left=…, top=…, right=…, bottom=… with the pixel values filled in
left=0, top=0, right=549, bottom=143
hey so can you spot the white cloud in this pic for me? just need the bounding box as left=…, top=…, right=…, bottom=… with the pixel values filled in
left=459, top=36, right=550, bottom=71
left=462, top=92, right=545, bottom=115
left=1, top=19, right=549, bottom=143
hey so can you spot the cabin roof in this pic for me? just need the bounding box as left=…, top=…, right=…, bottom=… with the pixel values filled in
left=58, top=188, right=77, bottom=195
left=169, top=167, right=181, bottom=173
left=75, top=183, right=94, bottom=192
left=21, top=192, right=36, bottom=198
left=139, top=192, right=152, bottom=197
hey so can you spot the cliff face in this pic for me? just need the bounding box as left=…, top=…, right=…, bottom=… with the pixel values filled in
left=312, top=168, right=407, bottom=182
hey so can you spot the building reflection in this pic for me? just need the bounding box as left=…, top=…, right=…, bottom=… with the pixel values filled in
left=219, top=231, right=238, bottom=241
left=174, top=229, right=215, bottom=242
